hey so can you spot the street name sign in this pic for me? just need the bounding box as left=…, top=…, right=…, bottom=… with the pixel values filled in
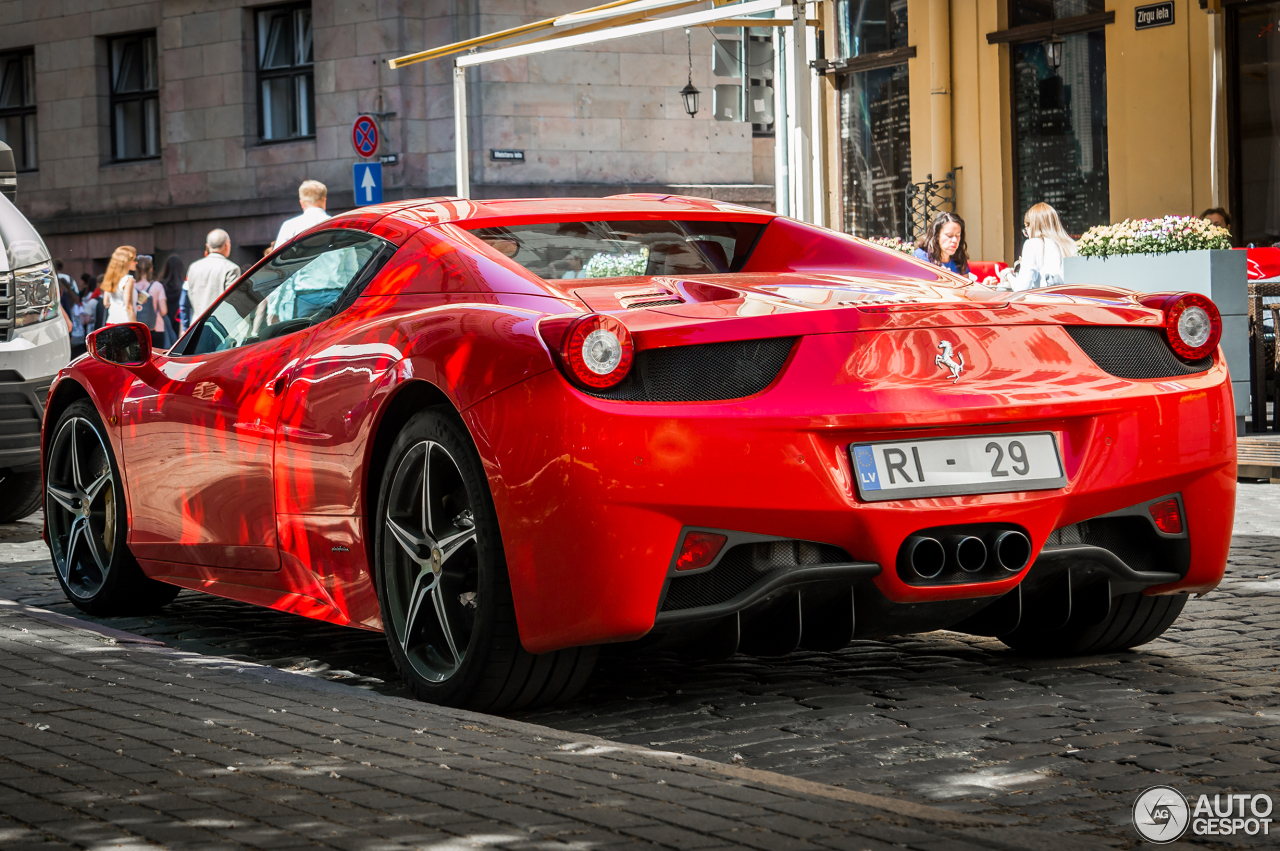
left=491, top=149, right=525, bottom=162
left=353, top=162, right=383, bottom=206
left=1135, top=1, right=1173, bottom=30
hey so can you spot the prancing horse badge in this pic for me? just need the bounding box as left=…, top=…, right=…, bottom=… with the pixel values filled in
left=935, top=340, right=964, bottom=383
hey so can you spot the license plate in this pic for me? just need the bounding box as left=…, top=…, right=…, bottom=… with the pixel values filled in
left=851, top=432, right=1066, bottom=501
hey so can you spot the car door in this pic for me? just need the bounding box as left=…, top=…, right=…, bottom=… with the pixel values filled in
left=121, top=230, right=393, bottom=571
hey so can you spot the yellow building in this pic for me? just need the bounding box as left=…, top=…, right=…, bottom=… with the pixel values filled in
left=817, top=0, right=1262, bottom=264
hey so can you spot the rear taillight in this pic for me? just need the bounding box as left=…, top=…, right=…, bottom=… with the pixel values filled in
left=1148, top=498, right=1183, bottom=535
left=675, top=531, right=727, bottom=571
left=1143, top=292, right=1221, bottom=361
left=556, top=314, right=634, bottom=389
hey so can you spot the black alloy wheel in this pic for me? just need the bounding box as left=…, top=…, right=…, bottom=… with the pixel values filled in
left=374, top=408, right=597, bottom=710
left=45, top=400, right=179, bottom=614
left=381, top=436, right=479, bottom=683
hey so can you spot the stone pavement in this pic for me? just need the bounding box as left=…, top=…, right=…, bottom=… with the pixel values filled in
left=0, top=597, right=1072, bottom=851
left=4, top=486, right=1280, bottom=848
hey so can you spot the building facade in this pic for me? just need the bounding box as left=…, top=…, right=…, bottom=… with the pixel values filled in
left=821, top=0, right=1245, bottom=263
left=0, top=0, right=775, bottom=278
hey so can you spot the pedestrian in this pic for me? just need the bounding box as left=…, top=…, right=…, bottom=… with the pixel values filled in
left=78, top=279, right=100, bottom=340
left=1200, top=207, right=1234, bottom=246
left=65, top=284, right=87, bottom=359
left=183, top=229, right=240, bottom=320
left=913, top=212, right=970, bottom=276
left=1201, top=207, right=1230, bottom=230
left=54, top=260, right=76, bottom=336
left=157, top=255, right=186, bottom=327
left=101, top=245, right=138, bottom=325
left=275, top=180, right=330, bottom=247
left=132, top=255, right=168, bottom=348
left=1003, top=202, right=1077, bottom=291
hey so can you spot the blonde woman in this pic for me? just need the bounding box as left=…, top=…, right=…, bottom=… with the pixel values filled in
left=102, top=245, right=138, bottom=325
left=1008, top=203, right=1076, bottom=291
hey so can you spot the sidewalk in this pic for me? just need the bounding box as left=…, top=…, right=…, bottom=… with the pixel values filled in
left=0, top=600, right=1083, bottom=851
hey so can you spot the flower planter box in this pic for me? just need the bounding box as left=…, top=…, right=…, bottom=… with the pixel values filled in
left=1064, top=250, right=1248, bottom=432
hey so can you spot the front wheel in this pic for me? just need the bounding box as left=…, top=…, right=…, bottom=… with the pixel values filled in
left=1000, top=591, right=1187, bottom=655
left=45, top=400, right=179, bottom=615
left=374, top=408, right=596, bottom=711
left=0, top=471, right=42, bottom=523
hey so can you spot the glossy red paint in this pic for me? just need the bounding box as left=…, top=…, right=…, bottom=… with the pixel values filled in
left=42, top=196, right=1236, bottom=654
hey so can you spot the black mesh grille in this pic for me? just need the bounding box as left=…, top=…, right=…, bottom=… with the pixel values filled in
left=624, top=298, right=682, bottom=308
left=585, top=337, right=795, bottom=402
left=1044, top=517, right=1159, bottom=573
left=0, top=380, right=43, bottom=452
left=0, top=272, right=11, bottom=343
left=661, top=540, right=852, bottom=612
left=1066, top=326, right=1212, bottom=379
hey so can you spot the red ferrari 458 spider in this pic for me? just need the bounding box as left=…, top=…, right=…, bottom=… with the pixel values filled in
left=40, top=196, right=1235, bottom=710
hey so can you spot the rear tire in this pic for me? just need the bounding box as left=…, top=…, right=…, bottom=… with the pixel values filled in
left=45, top=400, right=180, bottom=615
left=0, top=471, right=42, bottom=523
left=374, top=407, right=596, bottom=711
left=1000, top=591, right=1187, bottom=655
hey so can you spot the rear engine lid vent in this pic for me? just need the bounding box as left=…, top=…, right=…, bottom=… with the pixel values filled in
left=617, top=287, right=684, bottom=309
left=1066, top=326, right=1213, bottom=379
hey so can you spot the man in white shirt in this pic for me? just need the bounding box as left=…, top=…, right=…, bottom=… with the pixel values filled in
left=183, top=229, right=241, bottom=320
left=274, top=180, right=331, bottom=248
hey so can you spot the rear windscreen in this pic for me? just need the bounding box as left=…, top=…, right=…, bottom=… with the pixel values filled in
left=467, top=219, right=765, bottom=279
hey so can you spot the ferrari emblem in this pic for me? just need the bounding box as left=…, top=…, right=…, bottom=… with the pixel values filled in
left=935, top=341, right=964, bottom=383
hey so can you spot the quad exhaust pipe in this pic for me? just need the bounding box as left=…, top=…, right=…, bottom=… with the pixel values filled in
left=902, top=529, right=1032, bottom=581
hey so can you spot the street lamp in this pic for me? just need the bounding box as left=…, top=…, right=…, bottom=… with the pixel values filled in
left=1045, top=35, right=1065, bottom=70
left=680, top=80, right=700, bottom=118
left=680, top=27, right=699, bottom=118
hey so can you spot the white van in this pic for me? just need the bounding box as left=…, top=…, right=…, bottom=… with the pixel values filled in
left=0, top=141, right=70, bottom=522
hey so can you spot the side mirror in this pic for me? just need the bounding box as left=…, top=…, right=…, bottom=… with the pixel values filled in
left=87, top=322, right=153, bottom=368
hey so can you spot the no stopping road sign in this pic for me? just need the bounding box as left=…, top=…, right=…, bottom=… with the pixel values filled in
left=351, top=116, right=379, bottom=158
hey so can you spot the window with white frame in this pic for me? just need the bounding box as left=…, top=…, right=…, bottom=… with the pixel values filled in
left=256, top=3, right=314, bottom=142
left=110, top=33, right=160, bottom=161
left=0, top=50, right=37, bottom=171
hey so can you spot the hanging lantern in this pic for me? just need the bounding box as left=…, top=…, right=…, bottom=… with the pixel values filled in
left=1045, top=35, right=1065, bottom=70
left=680, top=80, right=700, bottom=118
left=680, top=27, right=699, bottom=118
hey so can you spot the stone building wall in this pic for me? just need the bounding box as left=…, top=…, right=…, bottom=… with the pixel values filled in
left=0, top=0, right=774, bottom=279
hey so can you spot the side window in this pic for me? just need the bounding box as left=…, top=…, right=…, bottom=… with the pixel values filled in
left=185, top=230, right=391, bottom=356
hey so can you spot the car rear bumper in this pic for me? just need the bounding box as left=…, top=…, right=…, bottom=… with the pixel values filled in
left=469, top=329, right=1236, bottom=653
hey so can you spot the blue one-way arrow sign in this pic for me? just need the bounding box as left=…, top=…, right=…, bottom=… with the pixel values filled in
left=353, top=162, right=382, bottom=206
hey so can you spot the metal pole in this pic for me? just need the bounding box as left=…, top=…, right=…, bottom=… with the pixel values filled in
left=774, top=27, right=789, bottom=216
left=453, top=63, right=470, bottom=198
left=791, top=0, right=812, bottom=223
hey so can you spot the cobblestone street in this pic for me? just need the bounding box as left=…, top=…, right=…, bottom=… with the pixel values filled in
left=3, top=486, right=1280, bottom=847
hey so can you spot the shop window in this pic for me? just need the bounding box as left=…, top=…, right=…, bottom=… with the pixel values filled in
left=256, top=3, right=314, bottom=142
left=1009, top=0, right=1106, bottom=29
left=1230, top=3, right=1280, bottom=247
left=839, top=65, right=911, bottom=238
left=1011, top=29, right=1108, bottom=247
left=0, top=49, right=37, bottom=171
left=833, top=0, right=910, bottom=238
left=109, top=33, right=160, bottom=161
left=834, top=0, right=908, bottom=59
left=709, top=27, right=775, bottom=133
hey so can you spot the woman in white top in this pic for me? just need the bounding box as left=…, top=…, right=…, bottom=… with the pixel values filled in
left=1009, top=202, right=1076, bottom=291
left=102, top=245, right=138, bottom=325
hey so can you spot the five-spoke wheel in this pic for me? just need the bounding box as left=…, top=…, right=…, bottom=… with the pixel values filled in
left=374, top=408, right=597, bottom=710
left=382, top=439, right=479, bottom=683
left=46, top=414, right=116, bottom=600
left=44, top=400, right=179, bottom=615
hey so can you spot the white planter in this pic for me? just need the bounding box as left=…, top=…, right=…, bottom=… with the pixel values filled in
left=1064, top=250, right=1249, bottom=431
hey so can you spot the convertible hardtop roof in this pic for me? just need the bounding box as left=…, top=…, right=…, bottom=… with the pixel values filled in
left=342, top=194, right=777, bottom=231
